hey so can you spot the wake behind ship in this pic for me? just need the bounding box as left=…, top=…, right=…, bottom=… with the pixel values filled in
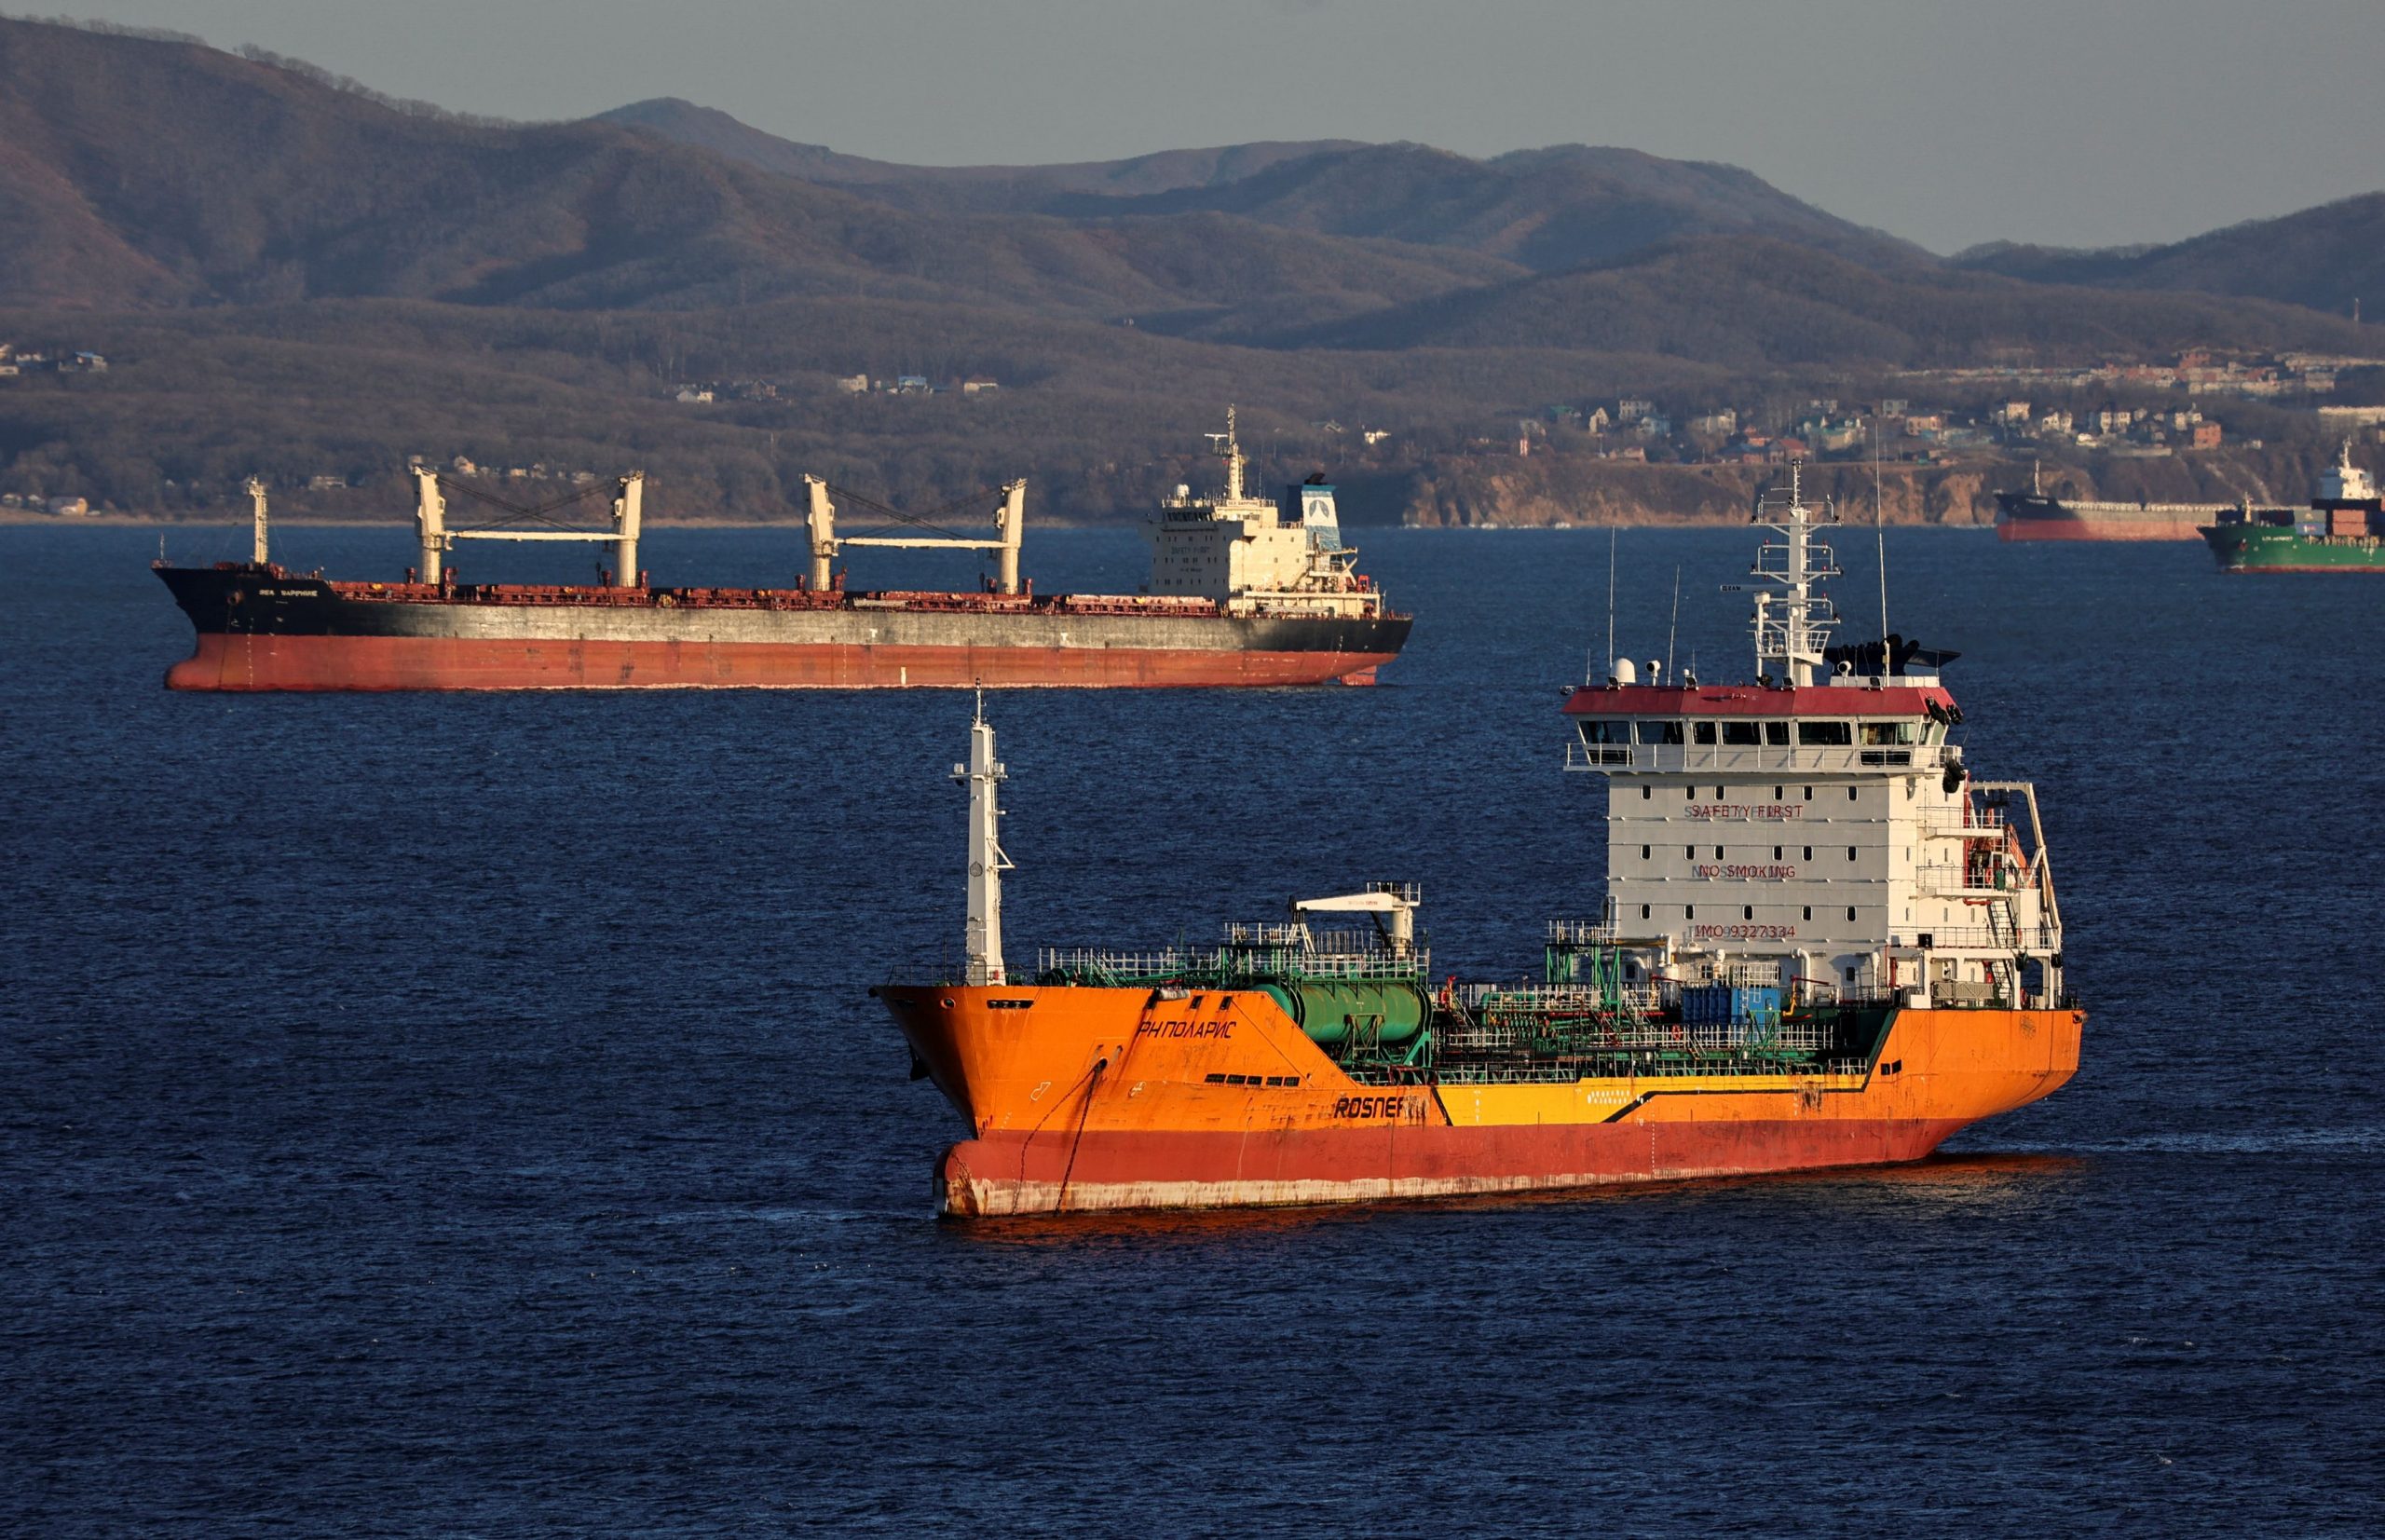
left=877, top=466, right=2082, bottom=1216
left=155, top=412, right=1409, bottom=690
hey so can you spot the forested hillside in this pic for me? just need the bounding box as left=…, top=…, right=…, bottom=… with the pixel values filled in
left=1953, top=194, right=2385, bottom=320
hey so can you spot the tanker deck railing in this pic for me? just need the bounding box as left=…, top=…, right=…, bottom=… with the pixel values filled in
left=1357, top=1055, right=1874, bottom=1087
left=1036, top=945, right=1431, bottom=988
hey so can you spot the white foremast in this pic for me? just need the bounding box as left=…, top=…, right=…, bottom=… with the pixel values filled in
left=955, top=695, right=1013, bottom=986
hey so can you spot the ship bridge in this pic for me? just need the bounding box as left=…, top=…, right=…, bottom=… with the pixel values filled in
left=1150, top=406, right=1383, bottom=620
left=1559, top=465, right=2063, bottom=1013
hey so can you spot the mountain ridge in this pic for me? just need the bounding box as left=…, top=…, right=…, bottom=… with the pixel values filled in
left=1951, top=193, right=2385, bottom=319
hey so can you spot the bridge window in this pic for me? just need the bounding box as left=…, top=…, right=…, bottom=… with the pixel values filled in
left=1722, top=722, right=1761, bottom=745
left=1579, top=719, right=1629, bottom=744
left=1797, top=721, right=1853, bottom=746
left=1693, top=723, right=1718, bottom=744
left=1765, top=722, right=1791, bottom=745
left=1636, top=720, right=1683, bottom=745
left=1861, top=722, right=1916, bottom=746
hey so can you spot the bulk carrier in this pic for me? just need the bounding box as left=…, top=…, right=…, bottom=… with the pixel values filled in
left=877, top=467, right=2082, bottom=1216
left=154, top=412, right=1408, bottom=690
left=2199, top=442, right=2385, bottom=573
left=1995, top=461, right=2236, bottom=541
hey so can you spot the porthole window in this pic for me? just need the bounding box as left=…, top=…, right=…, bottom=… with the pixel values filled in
left=1848, top=786, right=1859, bottom=802
left=1774, top=846, right=1783, bottom=860
left=1803, top=906, right=1812, bottom=920
left=1642, top=844, right=1651, bottom=860
left=1847, top=906, right=1857, bottom=921
left=1804, top=846, right=1813, bottom=860
left=1804, top=786, right=1814, bottom=799
left=1847, top=847, right=1857, bottom=861
left=1742, top=906, right=1753, bottom=920
left=1686, top=906, right=1697, bottom=920
left=1641, top=904, right=1651, bottom=920
left=1642, top=786, right=1652, bottom=800
left=1714, top=846, right=1724, bottom=859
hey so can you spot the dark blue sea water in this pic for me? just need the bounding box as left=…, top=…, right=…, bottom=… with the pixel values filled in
left=5, top=522, right=2381, bottom=1535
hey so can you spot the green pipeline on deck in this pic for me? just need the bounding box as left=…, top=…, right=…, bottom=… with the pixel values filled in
left=1259, top=980, right=1432, bottom=1047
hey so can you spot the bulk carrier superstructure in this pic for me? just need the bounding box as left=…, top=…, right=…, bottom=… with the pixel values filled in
left=878, top=468, right=2081, bottom=1215
left=154, top=412, right=1408, bottom=690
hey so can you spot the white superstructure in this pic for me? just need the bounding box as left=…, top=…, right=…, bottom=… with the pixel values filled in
left=1150, top=407, right=1385, bottom=619
left=2316, top=438, right=2378, bottom=504
left=1563, top=469, right=2065, bottom=1011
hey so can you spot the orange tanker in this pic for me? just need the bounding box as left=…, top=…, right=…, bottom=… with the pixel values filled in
left=879, top=468, right=2080, bottom=1216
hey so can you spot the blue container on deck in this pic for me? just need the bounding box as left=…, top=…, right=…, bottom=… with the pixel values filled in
left=1681, top=985, right=1784, bottom=1044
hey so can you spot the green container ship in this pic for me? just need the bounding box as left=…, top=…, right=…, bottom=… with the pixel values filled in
left=2201, top=443, right=2385, bottom=573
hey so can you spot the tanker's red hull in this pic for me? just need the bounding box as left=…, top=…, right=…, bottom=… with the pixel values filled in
left=164, top=633, right=1394, bottom=690
left=934, top=1118, right=1973, bottom=1216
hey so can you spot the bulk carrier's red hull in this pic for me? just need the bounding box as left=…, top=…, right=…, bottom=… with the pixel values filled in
left=155, top=566, right=1408, bottom=690
left=164, top=633, right=1397, bottom=690
left=1994, top=490, right=2240, bottom=542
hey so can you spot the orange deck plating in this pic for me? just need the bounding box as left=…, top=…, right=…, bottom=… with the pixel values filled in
left=877, top=984, right=2081, bottom=1216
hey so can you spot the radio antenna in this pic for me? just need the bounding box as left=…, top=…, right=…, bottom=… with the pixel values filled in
left=1603, top=527, right=1617, bottom=681
left=1874, top=411, right=1889, bottom=653
left=1665, top=564, right=1682, bottom=682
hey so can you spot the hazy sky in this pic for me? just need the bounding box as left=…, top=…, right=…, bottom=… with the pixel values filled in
left=53, top=0, right=2385, bottom=253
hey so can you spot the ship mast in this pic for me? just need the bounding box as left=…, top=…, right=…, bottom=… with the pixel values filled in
left=1731, top=460, right=1841, bottom=686
left=1207, top=404, right=1247, bottom=504
left=953, top=694, right=1014, bottom=985
left=247, top=476, right=269, bottom=566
